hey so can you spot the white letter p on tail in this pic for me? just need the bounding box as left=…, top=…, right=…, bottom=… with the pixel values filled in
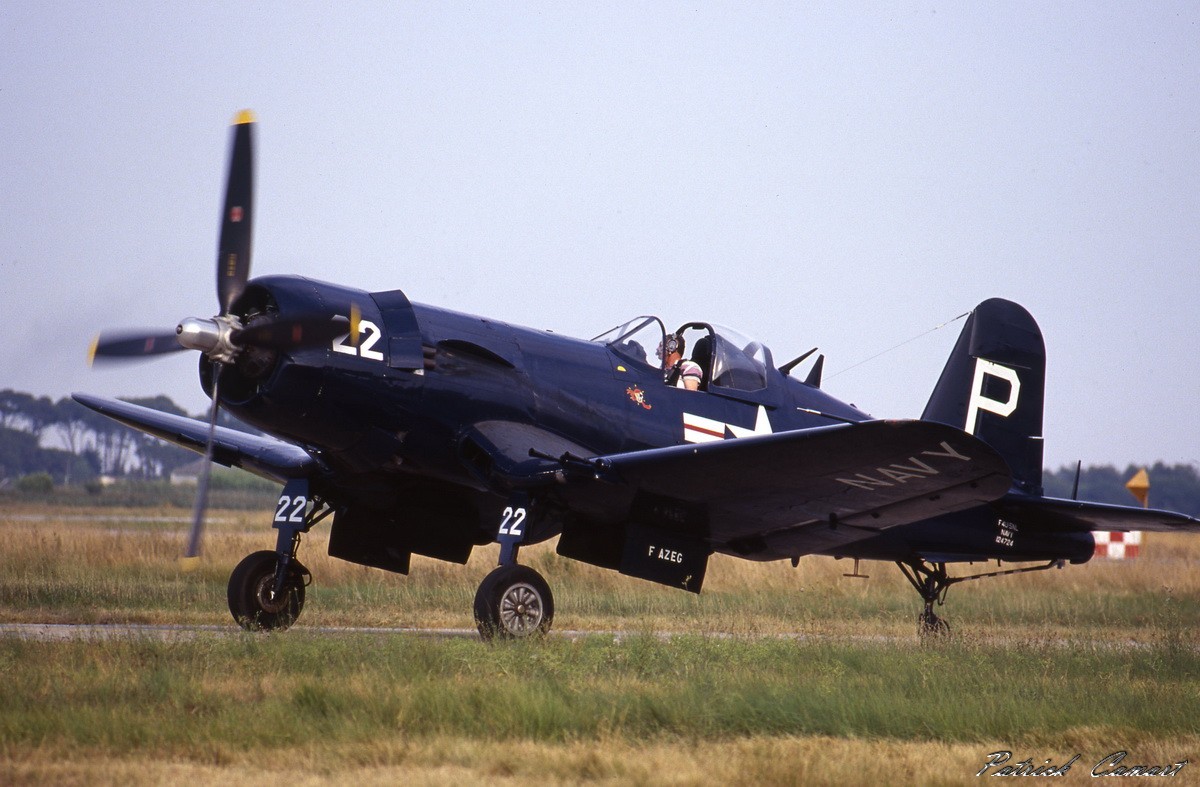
left=965, top=359, right=1020, bottom=435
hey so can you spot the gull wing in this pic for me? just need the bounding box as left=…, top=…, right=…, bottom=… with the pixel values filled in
left=72, top=393, right=318, bottom=483
left=563, top=419, right=1013, bottom=559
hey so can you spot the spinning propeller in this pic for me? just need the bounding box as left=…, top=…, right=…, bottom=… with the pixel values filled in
left=89, top=111, right=354, bottom=565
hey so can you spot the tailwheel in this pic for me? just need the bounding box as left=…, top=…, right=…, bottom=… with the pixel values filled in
left=898, top=560, right=955, bottom=640
left=474, top=564, right=554, bottom=641
left=918, top=605, right=951, bottom=638
left=898, top=557, right=1066, bottom=639
left=228, top=550, right=309, bottom=631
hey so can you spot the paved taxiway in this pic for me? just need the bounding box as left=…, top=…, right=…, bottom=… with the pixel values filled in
left=0, top=622, right=479, bottom=642
left=0, top=622, right=1180, bottom=652
left=0, top=622, right=908, bottom=646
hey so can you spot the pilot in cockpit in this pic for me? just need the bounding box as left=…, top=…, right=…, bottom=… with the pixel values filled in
left=659, top=333, right=703, bottom=391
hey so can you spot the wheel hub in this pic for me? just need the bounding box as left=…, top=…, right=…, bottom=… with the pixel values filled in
left=499, top=582, right=543, bottom=634
left=254, top=574, right=290, bottom=614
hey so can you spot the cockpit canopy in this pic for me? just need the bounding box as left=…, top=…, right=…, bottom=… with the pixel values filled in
left=593, top=316, right=773, bottom=394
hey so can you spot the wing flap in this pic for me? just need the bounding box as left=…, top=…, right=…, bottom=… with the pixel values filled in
left=72, top=393, right=318, bottom=483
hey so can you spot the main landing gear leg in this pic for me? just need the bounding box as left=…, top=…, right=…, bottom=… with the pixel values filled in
left=897, top=558, right=1066, bottom=639
left=474, top=492, right=554, bottom=641
left=228, top=478, right=330, bottom=631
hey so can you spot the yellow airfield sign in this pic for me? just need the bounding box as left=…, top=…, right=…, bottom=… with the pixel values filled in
left=1126, top=468, right=1150, bottom=508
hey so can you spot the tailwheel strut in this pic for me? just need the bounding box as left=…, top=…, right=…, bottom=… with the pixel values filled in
left=896, top=558, right=1065, bottom=638
left=897, top=560, right=954, bottom=637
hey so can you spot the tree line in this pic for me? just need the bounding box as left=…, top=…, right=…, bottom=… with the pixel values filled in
left=0, top=389, right=230, bottom=486
left=1042, top=462, right=1200, bottom=516
left=0, top=388, right=1197, bottom=515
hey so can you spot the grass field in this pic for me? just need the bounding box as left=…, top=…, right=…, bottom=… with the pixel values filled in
left=1, top=505, right=1198, bottom=785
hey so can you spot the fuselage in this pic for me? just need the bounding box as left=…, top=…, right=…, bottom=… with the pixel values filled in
left=212, top=274, right=1092, bottom=567
left=217, top=275, right=867, bottom=486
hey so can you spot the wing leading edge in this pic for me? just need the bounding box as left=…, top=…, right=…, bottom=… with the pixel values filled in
left=568, top=419, right=1013, bottom=560
left=72, top=393, right=319, bottom=483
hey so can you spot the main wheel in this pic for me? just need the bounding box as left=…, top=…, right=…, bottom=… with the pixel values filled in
left=474, top=564, right=554, bottom=641
left=227, top=550, right=308, bottom=631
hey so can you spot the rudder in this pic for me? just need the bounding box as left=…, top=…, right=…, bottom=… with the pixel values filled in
left=921, top=298, right=1045, bottom=495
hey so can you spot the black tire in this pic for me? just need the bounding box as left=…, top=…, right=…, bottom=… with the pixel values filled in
left=918, top=609, right=951, bottom=639
left=227, top=550, right=307, bottom=631
left=473, top=564, right=554, bottom=641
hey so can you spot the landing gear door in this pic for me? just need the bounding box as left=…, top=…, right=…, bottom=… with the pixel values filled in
left=620, top=524, right=709, bottom=594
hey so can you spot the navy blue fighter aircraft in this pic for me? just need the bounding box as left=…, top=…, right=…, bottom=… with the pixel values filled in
left=81, top=113, right=1200, bottom=638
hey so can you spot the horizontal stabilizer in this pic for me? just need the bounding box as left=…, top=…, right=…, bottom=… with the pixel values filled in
left=996, top=494, right=1200, bottom=534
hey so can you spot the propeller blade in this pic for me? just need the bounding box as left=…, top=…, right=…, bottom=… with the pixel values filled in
left=181, top=364, right=223, bottom=567
left=233, top=314, right=351, bottom=351
left=216, top=110, right=255, bottom=315
left=89, top=330, right=185, bottom=364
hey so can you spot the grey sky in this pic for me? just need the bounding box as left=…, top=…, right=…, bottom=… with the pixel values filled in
left=1, top=3, right=1196, bottom=469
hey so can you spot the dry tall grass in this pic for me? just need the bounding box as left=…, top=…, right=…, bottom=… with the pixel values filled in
left=2, top=504, right=1198, bottom=640
left=8, top=734, right=1199, bottom=786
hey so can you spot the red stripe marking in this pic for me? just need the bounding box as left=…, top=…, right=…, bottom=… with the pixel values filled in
left=685, top=423, right=725, bottom=439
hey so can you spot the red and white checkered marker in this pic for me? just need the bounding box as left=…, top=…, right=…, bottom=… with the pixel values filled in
left=1094, top=530, right=1141, bottom=559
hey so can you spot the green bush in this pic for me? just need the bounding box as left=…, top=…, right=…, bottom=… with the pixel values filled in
left=208, top=466, right=278, bottom=492
left=16, top=472, right=54, bottom=494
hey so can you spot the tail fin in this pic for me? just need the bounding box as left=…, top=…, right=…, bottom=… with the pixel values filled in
left=921, top=298, right=1045, bottom=495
